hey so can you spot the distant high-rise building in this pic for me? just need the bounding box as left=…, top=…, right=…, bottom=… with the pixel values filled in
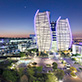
left=51, top=21, right=57, bottom=52
left=29, top=34, right=35, bottom=39
left=56, top=16, right=72, bottom=50
left=34, top=10, right=52, bottom=52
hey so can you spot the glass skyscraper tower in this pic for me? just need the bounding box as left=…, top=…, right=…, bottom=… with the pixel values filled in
left=56, top=16, right=72, bottom=51
left=34, top=10, right=52, bottom=52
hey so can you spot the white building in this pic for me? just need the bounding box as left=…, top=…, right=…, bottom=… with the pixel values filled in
left=10, top=39, right=29, bottom=43
left=72, top=44, right=82, bottom=55
left=18, top=43, right=27, bottom=52
left=34, top=10, right=52, bottom=52
left=56, top=16, right=72, bottom=51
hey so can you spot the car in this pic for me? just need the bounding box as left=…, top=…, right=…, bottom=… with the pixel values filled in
left=66, top=63, right=70, bottom=66
left=66, top=64, right=70, bottom=69
left=60, top=57, right=63, bottom=60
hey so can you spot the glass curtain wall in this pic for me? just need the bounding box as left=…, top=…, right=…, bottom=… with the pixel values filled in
left=56, top=17, right=72, bottom=50
left=34, top=10, right=52, bottom=52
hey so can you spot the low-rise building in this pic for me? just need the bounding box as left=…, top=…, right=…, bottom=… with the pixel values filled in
left=18, top=43, right=27, bottom=52
left=72, top=43, right=82, bottom=55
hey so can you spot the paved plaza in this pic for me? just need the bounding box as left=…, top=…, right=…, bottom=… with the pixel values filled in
left=33, top=57, right=64, bottom=68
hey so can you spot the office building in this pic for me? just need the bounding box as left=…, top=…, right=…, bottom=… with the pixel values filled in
left=34, top=10, right=52, bottom=52
left=29, top=34, right=35, bottom=39
left=56, top=16, right=72, bottom=50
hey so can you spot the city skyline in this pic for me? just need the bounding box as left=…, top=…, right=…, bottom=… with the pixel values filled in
left=0, top=0, right=82, bottom=38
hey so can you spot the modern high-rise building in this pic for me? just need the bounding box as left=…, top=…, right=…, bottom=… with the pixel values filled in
left=34, top=10, right=52, bottom=52
left=56, top=16, right=72, bottom=51
left=51, top=21, right=57, bottom=52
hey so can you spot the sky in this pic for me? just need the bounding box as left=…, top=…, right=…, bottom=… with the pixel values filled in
left=0, top=0, right=82, bottom=38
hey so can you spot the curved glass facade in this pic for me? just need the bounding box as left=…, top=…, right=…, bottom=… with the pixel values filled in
left=56, top=16, right=72, bottom=50
left=34, top=10, right=52, bottom=52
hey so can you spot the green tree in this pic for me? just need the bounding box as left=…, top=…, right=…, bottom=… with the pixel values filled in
left=40, top=52, right=48, bottom=56
left=61, top=51, right=65, bottom=57
left=71, top=58, right=76, bottom=61
left=32, top=62, right=37, bottom=66
left=27, top=65, right=32, bottom=68
left=52, top=62, right=58, bottom=70
left=46, top=73, right=58, bottom=82
left=28, top=48, right=38, bottom=53
left=67, top=53, right=70, bottom=56
left=70, top=67, right=77, bottom=73
left=18, top=68, right=24, bottom=77
left=20, top=52, right=26, bottom=57
left=72, top=54, right=81, bottom=56
left=55, top=69, right=65, bottom=80
left=35, top=73, right=46, bottom=82
left=70, top=72, right=76, bottom=77
left=0, top=68, right=3, bottom=75
left=27, top=68, right=36, bottom=82
left=36, top=66, right=43, bottom=72
left=3, top=70, right=18, bottom=82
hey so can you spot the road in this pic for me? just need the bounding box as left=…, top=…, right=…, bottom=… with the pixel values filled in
left=63, top=57, right=82, bottom=80
left=63, top=74, right=82, bottom=82
left=63, top=58, right=82, bottom=69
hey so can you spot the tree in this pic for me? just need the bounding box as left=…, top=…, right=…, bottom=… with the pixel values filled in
left=46, top=64, right=51, bottom=67
left=46, top=73, right=58, bottom=82
left=27, top=65, right=32, bottom=68
left=61, top=51, right=65, bottom=57
left=2, top=70, right=18, bottom=82
left=18, top=68, right=24, bottom=77
left=55, top=69, right=65, bottom=80
left=28, top=48, right=38, bottom=53
left=67, top=53, right=70, bottom=56
left=27, top=68, right=36, bottom=82
left=20, top=52, right=25, bottom=57
left=27, top=68, right=35, bottom=75
left=52, top=62, right=58, bottom=70
left=40, top=52, right=48, bottom=56
left=32, top=62, right=37, bottom=66
left=36, top=66, right=43, bottom=72
left=71, top=58, right=76, bottom=61
left=72, top=54, right=81, bottom=56
left=35, top=73, right=46, bottom=82
left=70, top=72, right=77, bottom=77
left=20, top=75, right=28, bottom=82
left=0, top=68, right=3, bottom=75
left=70, top=67, right=77, bottom=73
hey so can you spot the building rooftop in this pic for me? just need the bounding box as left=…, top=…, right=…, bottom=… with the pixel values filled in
left=74, top=43, right=82, bottom=46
